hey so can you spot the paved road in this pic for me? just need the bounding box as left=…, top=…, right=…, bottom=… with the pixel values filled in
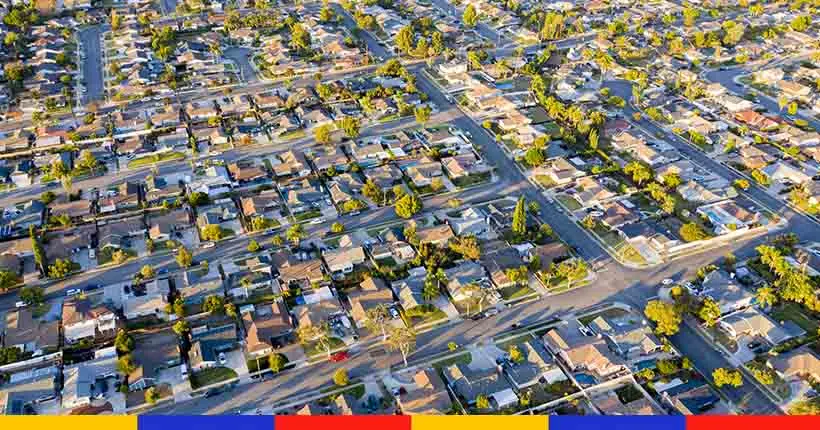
left=223, top=47, right=258, bottom=83
left=607, top=80, right=819, bottom=241
left=673, top=321, right=781, bottom=414
left=78, top=25, right=104, bottom=103
left=706, top=66, right=820, bottom=132
left=149, top=54, right=791, bottom=415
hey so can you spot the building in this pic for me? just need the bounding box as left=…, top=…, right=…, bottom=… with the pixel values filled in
left=61, top=299, right=117, bottom=344
left=718, top=308, right=803, bottom=347
left=396, top=368, right=453, bottom=415
left=243, top=301, right=293, bottom=357
left=503, top=340, right=567, bottom=389
left=3, top=308, right=59, bottom=354
left=442, top=364, right=518, bottom=410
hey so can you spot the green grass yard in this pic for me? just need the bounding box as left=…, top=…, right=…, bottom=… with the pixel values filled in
left=127, top=151, right=185, bottom=168
left=190, top=367, right=238, bottom=389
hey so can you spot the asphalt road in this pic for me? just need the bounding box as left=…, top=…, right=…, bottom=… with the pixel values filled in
left=78, top=25, right=104, bottom=103
left=223, top=47, right=259, bottom=83
left=151, top=53, right=789, bottom=415
left=0, top=13, right=793, bottom=414
left=672, top=321, right=781, bottom=414
left=706, top=65, right=820, bottom=132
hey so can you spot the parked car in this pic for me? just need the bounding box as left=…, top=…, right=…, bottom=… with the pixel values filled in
left=329, top=351, right=350, bottom=362
left=66, top=288, right=81, bottom=297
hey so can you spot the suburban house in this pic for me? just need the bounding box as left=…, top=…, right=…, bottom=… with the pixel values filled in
left=148, top=208, right=191, bottom=241
left=571, top=177, right=616, bottom=207
left=444, top=261, right=490, bottom=303
left=585, top=313, right=663, bottom=362
left=700, top=271, right=754, bottom=315
left=503, top=340, right=568, bottom=389
left=61, top=298, right=118, bottom=344
left=242, top=301, right=293, bottom=357
left=347, top=277, right=396, bottom=331
left=396, top=368, right=453, bottom=415
left=61, top=351, right=118, bottom=410
left=542, top=321, right=626, bottom=379
left=696, top=200, right=760, bottom=235
left=767, top=346, right=820, bottom=384
left=442, top=364, right=518, bottom=410
left=531, top=157, right=584, bottom=186
left=180, top=264, right=224, bottom=305
left=322, top=246, right=366, bottom=279
left=188, top=324, right=238, bottom=371
left=717, top=308, right=803, bottom=347
left=123, top=278, right=171, bottom=321
left=415, top=224, right=455, bottom=246
left=3, top=308, right=60, bottom=354
left=761, top=162, right=812, bottom=185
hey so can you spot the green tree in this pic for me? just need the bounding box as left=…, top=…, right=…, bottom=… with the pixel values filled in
left=414, top=106, right=431, bottom=124
left=336, top=116, right=360, bottom=138
left=0, top=270, right=21, bottom=291
left=139, top=265, right=155, bottom=279
left=333, top=368, right=349, bottom=386
left=698, top=298, right=721, bottom=327
left=286, top=223, right=306, bottom=245
left=201, top=224, right=224, bottom=241
left=712, top=367, right=743, bottom=388
left=463, top=5, right=478, bottom=28
left=117, top=354, right=136, bottom=375
left=145, top=387, right=160, bottom=404
left=476, top=394, right=490, bottom=409
left=176, top=246, right=193, bottom=269
left=19, top=286, right=45, bottom=306
left=115, top=329, right=135, bottom=354
left=511, top=196, right=527, bottom=237
left=386, top=326, right=417, bottom=366
left=756, top=286, right=777, bottom=308
left=48, top=258, right=75, bottom=279
left=395, top=25, right=415, bottom=54
left=644, top=300, right=682, bottom=336
left=269, top=353, right=287, bottom=373
left=314, top=124, right=332, bottom=144
left=202, top=295, right=226, bottom=315
left=624, top=161, right=653, bottom=186
left=508, top=344, right=524, bottom=363
left=330, top=222, right=345, bottom=233
left=679, top=223, right=708, bottom=242
left=247, top=240, right=261, bottom=252
left=524, top=147, right=544, bottom=167
left=422, top=273, right=440, bottom=300
left=395, top=194, right=422, bottom=219
left=449, top=235, right=481, bottom=260
left=172, top=320, right=190, bottom=337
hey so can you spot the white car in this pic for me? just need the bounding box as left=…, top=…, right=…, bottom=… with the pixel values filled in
left=66, top=288, right=81, bottom=296
left=218, top=352, right=227, bottom=365
left=202, top=242, right=216, bottom=249
left=661, top=278, right=674, bottom=286
left=15, top=301, right=27, bottom=308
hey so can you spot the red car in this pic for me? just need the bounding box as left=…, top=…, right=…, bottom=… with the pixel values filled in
left=330, top=351, right=350, bottom=362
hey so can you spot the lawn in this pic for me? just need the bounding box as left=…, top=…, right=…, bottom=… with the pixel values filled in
left=127, top=151, right=185, bottom=168
left=279, top=129, right=306, bottom=141
left=405, top=306, right=447, bottom=327
left=97, top=247, right=137, bottom=265
left=534, top=175, right=557, bottom=188
left=498, top=284, right=535, bottom=300
left=556, top=194, right=582, bottom=211
left=432, top=351, right=472, bottom=369
left=302, top=336, right=345, bottom=358
left=190, top=367, right=238, bottom=389
left=615, top=243, right=648, bottom=265
left=770, top=302, right=820, bottom=333
left=452, top=172, right=491, bottom=188
left=247, top=353, right=289, bottom=374
left=293, top=209, right=322, bottom=222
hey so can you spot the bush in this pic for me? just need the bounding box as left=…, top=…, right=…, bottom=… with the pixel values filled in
left=679, top=223, right=708, bottom=242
